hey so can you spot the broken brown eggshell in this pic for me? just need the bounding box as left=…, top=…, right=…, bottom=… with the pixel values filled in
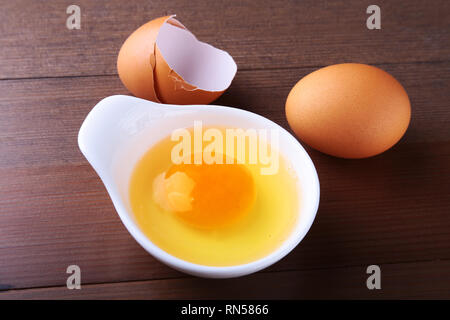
left=117, top=15, right=237, bottom=105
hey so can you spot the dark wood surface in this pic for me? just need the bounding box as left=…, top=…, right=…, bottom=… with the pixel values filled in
left=0, top=0, right=449, bottom=299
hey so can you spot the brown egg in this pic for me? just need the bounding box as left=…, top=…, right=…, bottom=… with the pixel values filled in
left=117, top=15, right=237, bottom=105
left=285, top=63, right=411, bottom=159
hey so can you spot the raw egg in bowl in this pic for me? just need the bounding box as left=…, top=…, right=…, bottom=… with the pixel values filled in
left=78, top=95, right=320, bottom=278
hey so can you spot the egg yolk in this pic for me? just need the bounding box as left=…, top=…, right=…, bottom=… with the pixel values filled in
left=152, top=161, right=256, bottom=229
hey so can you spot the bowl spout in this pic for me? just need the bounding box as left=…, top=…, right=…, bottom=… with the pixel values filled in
left=79, top=95, right=160, bottom=178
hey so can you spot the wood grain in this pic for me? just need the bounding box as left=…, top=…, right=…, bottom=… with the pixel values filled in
left=0, top=0, right=449, bottom=299
left=0, top=62, right=449, bottom=292
left=2, top=260, right=450, bottom=299
left=0, top=0, right=449, bottom=79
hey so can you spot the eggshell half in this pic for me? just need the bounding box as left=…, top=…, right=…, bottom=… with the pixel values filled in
left=117, top=16, right=237, bottom=105
left=117, top=16, right=169, bottom=102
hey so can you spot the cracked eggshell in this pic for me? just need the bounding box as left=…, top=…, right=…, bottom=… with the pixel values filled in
left=117, top=15, right=237, bottom=105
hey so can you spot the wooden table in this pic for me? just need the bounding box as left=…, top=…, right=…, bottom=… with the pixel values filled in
left=0, top=0, right=449, bottom=299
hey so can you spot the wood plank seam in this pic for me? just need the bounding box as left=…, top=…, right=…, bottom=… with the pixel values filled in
left=1, top=257, right=448, bottom=294
left=1, top=59, right=449, bottom=82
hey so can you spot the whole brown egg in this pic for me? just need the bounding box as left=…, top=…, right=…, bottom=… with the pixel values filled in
left=285, top=63, right=411, bottom=158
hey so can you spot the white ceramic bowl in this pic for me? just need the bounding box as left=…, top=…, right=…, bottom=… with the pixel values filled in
left=78, top=95, right=320, bottom=278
